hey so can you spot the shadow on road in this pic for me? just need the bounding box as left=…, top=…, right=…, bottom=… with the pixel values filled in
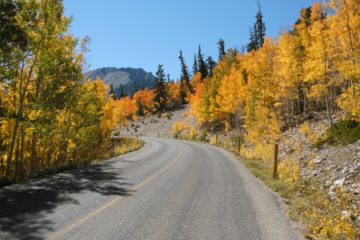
left=0, top=162, right=133, bottom=240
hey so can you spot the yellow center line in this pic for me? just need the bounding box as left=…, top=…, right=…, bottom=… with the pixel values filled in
left=48, top=159, right=175, bottom=240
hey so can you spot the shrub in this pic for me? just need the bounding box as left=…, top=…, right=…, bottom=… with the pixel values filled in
left=199, top=130, right=208, bottom=142
left=172, top=121, right=189, bottom=138
left=299, top=121, right=323, bottom=145
left=189, top=127, right=197, bottom=140
left=326, top=120, right=360, bottom=145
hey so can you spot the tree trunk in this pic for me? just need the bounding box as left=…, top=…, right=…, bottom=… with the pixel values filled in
left=7, top=121, right=19, bottom=177
left=325, top=95, right=333, bottom=126
left=19, top=126, right=25, bottom=179
left=14, top=134, right=20, bottom=180
left=7, top=52, right=38, bottom=177
left=30, top=132, right=37, bottom=176
left=273, top=143, right=279, bottom=179
left=344, top=2, right=355, bottom=88
left=0, top=154, right=4, bottom=177
left=303, top=86, right=307, bottom=118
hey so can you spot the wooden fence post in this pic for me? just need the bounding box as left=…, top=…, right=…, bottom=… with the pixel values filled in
left=237, top=137, right=241, bottom=154
left=273, top=142, right=279, bottom=179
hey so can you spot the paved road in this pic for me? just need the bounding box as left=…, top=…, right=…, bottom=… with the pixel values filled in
left=0, top=137, right=304, bottom=240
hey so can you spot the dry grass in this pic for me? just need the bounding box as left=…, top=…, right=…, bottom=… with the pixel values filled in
left=93, top=137, right=144, bottom=163
left=113, top=137, right=144, bottom=156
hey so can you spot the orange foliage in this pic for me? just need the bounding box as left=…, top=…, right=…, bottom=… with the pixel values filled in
left=132, top=88, right=155, bottom=114
left=166, top=81, right=181, bottom=108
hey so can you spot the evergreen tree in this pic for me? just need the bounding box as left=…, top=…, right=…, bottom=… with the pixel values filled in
left=119, top=84, right=126, bottom=98
left=179, top=79, right=187, bottom=105
left=254, top=4, right=266, bottom=48
left=109, top=83, right=116, bottom=99
left=192, top=54, right=198, bottom=75
left=133, top=81, right=138, bottom=96
left=217, top=39, right=226, bottom=60
left=153, top=65, right=167, bottom=112
left=247, top=27, right=257, bottom=52
left=247, top=4, right=266, bottom=52
left=197, top=45, right=208, bottom=80
left=136, top=100, right=144, bottom=116
left=179, top=50, right=193, bottom=103
left=207, top=56, right=216, bottom=77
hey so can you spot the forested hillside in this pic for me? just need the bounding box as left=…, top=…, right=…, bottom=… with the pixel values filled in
left=189, top=1, right=360, bottom=155
left=0, top=0, right=140, bottom=184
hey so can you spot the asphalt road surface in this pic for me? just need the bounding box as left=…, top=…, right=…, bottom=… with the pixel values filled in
left=0, top=137, right=304, bottom=240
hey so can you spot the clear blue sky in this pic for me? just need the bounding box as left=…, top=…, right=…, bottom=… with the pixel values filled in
left=63, top=0, right=317, bottom=79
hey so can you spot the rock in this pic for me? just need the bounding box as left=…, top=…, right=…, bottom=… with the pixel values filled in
left=313, top=156, right=326, bottom=164
left=329, top=191, right=336, bottom=199
left=286, top=148, right=294, bottom=154
left=357, top=215, right=360, bottom=222
left=334, top=178, right=345, bottom=187
left=353, top=184, right=360, bottom=194
left=341, top=211, right=350, bottom=219
left=341, top=166, right=348, bottom=175
left=312, top=170, right=321, bottom=176
left=350, top=204, right=358, bottom=210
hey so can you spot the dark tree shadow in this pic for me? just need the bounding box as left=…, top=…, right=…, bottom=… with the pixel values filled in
left=0, top=161, right=133, bottom=240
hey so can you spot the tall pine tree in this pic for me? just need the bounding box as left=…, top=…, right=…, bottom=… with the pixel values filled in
left=119, top=84, right=126, bottom=98
left=247, top=27, right=257, bottom=52
left=207, top=56, right=216, bottom=77
left=247, top=4, right=266, bottom=52
left=192, top=54, right=198, bottom=75
left=153, top=65, right=167, bottom=112
left=109, top=83, right=116, bottom=99
left=217, top=39, right=226, bottom=60
left=197, top=45, right=208, bottom=80
left=179, top=50, right=192, bottom=104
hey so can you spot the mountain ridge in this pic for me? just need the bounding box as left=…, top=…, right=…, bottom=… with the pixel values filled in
left=84, top=67, right=155, bottom=96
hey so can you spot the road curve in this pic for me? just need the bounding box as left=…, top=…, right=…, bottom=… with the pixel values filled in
left=0, top=137, right=304, bottom=240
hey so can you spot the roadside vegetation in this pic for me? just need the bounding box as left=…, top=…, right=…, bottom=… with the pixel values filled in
left=0, top=1, right=142, bottom=185
left=325, top=120, right=360, bottom=146
left=170, top=124, right=359, bottom=239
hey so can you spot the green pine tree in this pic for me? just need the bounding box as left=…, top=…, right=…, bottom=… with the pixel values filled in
left=247, top=27, right=257, bottom=52
left=153, top=65, right=167, bottom=112
left=192, top=54, right=198, bottom=75
left=109, top=83, right=116, bottom=99
left=207, top=56, right=216, bottom=77
left=179, top=50, right=193, bottom=103
left=119, top=84, right=126, bottom=98
left=197, top=45, right=208, bottom=80
left=247, top=4, right=266, bottom=52
left=254, top=4, right=266, bottom=49
left=217, top=39, right=226, bottom=60
left=136, top=100, right=144, bottom=116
